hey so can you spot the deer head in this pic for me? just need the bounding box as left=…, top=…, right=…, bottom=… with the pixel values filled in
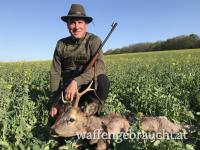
left=50, top=81, right=95, bottom=137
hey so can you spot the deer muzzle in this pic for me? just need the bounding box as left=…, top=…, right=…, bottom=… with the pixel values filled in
left=50, top=126, right=59, bottom=137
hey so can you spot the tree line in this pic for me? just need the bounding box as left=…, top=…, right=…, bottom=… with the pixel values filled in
left=104, top=34, right=200, bottom=55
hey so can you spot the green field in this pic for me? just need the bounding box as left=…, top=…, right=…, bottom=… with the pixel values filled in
left=0, top=49, right=200, bottom=149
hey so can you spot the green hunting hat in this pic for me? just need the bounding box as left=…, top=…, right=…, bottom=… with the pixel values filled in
left=61, top=4, right=93, bottom=23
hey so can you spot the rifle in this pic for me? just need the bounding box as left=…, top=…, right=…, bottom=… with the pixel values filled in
left=83, top=22, right=118, bottom=72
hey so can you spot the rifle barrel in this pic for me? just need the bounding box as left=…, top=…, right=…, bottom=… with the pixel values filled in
left=98, top=22, right=118, bottom=52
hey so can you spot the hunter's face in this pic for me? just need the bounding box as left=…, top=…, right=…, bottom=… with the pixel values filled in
left=67, top=18, right=88, bottom=39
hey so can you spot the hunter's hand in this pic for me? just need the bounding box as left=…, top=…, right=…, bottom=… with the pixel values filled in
left=50, top=103, right=59, bottom=118
left=65, top=80, right=78, bottom=101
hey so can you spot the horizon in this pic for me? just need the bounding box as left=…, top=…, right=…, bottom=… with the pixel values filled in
left=1, top=48, right=199, bottom=63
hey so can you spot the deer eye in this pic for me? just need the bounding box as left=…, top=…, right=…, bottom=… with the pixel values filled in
left=69, top=118, right=75, bottom=122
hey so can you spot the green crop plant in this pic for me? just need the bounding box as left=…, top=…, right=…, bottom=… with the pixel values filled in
left=0, top=49, right=199, bottom=149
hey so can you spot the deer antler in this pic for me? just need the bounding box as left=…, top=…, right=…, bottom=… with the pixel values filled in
left=61, top=80, right=95, bottom=106
left=61, top=91, right=67, bottom=104
left=74, top=80, right=95, bottom=108
left=61, top=90, right=72, bottom=105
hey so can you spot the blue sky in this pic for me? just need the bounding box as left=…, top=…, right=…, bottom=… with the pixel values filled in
left=0, top=0, right=200, bottom=62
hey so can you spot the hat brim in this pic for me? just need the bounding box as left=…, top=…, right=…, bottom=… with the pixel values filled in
left=61, top=15, right=93, bottom=24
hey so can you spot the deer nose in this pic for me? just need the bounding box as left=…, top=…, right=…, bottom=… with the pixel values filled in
left=50, top=127, right=59, bottom=137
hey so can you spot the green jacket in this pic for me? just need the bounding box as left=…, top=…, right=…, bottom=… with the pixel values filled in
left=50, top=32, right=105, bottom=93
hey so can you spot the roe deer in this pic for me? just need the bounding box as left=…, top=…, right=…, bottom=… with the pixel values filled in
left=50, top=81, right=129, bottom=150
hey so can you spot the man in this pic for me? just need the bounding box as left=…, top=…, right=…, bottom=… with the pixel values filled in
left=50, top=4, right=109, bottom=118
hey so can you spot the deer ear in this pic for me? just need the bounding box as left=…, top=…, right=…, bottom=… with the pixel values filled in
left=84, top=102, right=99, bottom=116
left=84, top=108, right=91, bottom=116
